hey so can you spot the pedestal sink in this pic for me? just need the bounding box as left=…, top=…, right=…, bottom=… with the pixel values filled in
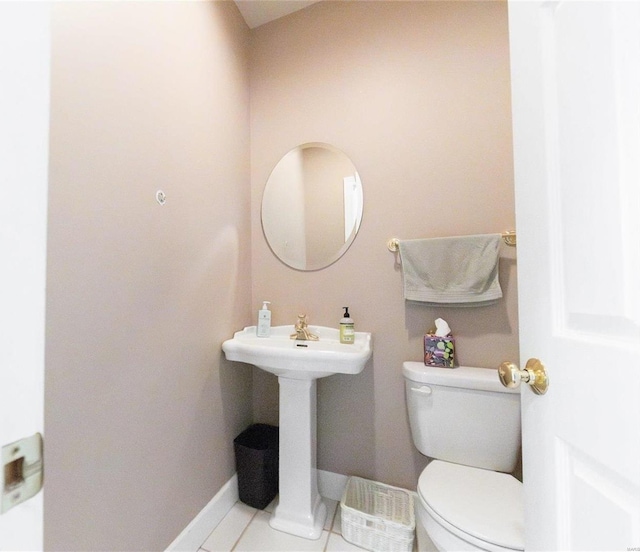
left=222, top=325, right=372, bottom=539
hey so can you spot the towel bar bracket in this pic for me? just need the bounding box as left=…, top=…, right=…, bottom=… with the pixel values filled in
left=387, top=238, right=400, bottom=252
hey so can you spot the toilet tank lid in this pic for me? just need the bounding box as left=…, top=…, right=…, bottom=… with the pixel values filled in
left=402, top=362, right=519, bottom=393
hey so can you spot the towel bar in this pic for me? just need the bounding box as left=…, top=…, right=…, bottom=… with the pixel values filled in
left=387, top=232, right=516, bottom=252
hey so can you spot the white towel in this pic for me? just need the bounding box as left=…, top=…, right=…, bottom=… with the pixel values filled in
left=398, top=234, right=502, bottom=306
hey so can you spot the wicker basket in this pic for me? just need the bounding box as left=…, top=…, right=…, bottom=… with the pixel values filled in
left=340, top=476, right=415, bottom=552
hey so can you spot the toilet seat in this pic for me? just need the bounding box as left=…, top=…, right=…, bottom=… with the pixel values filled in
left=418, top=460, right=524, bottom=551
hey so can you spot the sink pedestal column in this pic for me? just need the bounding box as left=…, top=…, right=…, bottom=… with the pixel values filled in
left=269, top=377, right=327, bottom=540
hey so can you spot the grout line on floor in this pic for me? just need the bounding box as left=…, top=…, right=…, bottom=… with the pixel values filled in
left=321, top=505, right=337, bottom=552
left=329, top=502, right=338, bottom=534
left=229, top=507, right=260, bottom=552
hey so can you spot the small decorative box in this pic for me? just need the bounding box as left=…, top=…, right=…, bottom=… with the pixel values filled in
left=424, top=334, right=455, bottom=368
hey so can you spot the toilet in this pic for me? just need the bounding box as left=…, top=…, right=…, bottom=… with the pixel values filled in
left=403, top=361, right=524, bottom=552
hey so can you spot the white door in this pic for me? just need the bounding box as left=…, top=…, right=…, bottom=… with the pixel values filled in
left=0, top=3, right=50, bottom=550
left=509, top=1, right=640, bottom=550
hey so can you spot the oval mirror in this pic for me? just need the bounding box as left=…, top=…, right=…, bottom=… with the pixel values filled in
left=261, top=143, right=363, bottom=271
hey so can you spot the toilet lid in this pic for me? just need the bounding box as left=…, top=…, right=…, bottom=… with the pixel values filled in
left=418, top=460, right=524, bottom=551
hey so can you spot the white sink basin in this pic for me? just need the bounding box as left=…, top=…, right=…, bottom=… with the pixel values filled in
left=222, top=325, right=372, bottom=380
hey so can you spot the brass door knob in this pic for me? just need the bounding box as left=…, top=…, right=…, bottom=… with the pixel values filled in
left=498, top=358, right=549, bottom=395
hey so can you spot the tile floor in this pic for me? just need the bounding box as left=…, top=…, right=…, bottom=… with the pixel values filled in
left=198, top=497, right=377, bottom=552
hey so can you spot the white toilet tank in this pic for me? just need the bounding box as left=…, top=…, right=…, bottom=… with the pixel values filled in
left=403, top=362, right=521, bottom=473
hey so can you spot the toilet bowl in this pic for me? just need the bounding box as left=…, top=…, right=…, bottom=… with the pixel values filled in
left=417, top=461, right=523, bottom=551
left=402, top=362, right=524, bottom=552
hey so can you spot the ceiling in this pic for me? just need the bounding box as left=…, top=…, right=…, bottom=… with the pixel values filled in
left=234, top=0, right=322, bottom=29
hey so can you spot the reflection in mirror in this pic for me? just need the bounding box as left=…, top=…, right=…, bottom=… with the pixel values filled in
left=261, top=143, right=363, bottom=271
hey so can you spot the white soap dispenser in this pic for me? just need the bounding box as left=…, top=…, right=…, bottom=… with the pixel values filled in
left=340, top=307, right=355, bottom=344
left=257, top=301, right=271, bottom=338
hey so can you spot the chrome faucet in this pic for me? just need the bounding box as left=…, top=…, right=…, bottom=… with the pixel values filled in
left=290, top=314, right=319, bottom=341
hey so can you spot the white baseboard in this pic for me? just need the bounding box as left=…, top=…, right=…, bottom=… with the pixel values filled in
left=165, top=474, right=239, bottom=552
left=165, top=470, right=347, bottom=552
left=317, top=469, right=349, bottom=502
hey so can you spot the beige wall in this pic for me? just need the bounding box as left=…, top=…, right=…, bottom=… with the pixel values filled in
left=43, top=1, right=517, bottom=548
left=45, top=2, right=252, bottom=550
left=250, top=1, right=518, bottom=488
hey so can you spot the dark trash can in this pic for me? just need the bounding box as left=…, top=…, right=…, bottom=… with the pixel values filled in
left=234, top=423, right=279, bottom=509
